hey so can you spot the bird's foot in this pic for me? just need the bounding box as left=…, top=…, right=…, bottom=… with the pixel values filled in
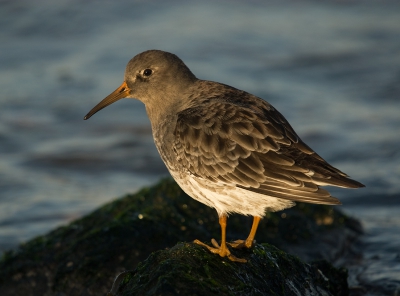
left=228, top=239, right=256, bottom=249
left=193, top=239, right=247, bottom=263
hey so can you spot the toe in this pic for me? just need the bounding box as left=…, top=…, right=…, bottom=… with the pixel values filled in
left=211, top=238, right=220, bottom=248
left=228, top=239, right=246, bottom=249
left=228, top=239, right=255, bottom=249
left=228, top=254, right=247, bottom=263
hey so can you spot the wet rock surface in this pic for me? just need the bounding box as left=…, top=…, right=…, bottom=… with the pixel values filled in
left=109, top=243, right=348, bottom=296
left=0, top=178, right=361, bottom=295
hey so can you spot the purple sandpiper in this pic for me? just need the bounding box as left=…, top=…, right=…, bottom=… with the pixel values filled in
left=84, top=50, right=364, bottom=262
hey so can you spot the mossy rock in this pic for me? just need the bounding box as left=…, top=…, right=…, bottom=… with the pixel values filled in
left=110, top=242, right=348, bottom=296
left=0, top=178, right=361, bottom=295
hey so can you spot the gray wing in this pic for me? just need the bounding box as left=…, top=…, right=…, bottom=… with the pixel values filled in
left=173, top=99, right=364, bottom=205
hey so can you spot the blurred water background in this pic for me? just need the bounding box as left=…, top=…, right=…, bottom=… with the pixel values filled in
left=0, top=0, right=399, bottom=294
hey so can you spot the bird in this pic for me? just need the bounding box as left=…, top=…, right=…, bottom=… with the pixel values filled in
left=84, top=50, right=364, bottom=262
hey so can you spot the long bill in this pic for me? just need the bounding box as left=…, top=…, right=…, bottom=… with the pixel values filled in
left=84, top=81, right=131, bottom=120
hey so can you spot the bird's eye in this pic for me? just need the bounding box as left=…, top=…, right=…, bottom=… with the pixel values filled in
left=143, top=69, right=153, bottom=77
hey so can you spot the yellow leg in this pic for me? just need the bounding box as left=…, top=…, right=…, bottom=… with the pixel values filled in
left=217, top=215, right=228, bottom=256
left=229, top=216, right=261, bottom=249
left=194, top=214, right=247, bottom=263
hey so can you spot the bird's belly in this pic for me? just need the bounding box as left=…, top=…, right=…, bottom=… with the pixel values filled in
left=169, top=170, right=295, bottom=217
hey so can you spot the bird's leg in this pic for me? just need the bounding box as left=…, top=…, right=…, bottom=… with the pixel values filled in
left=194, top=214, right=247, bottom=263
left=229, top=216, right=261, bottom=249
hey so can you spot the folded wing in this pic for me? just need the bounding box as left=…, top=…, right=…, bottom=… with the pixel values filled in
left=173, top=98, right=364, bottom=205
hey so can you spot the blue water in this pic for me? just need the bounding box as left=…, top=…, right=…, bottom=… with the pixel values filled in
left=0, top=0, right=399, bottom=294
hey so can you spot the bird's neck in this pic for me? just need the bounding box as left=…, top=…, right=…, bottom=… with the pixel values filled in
left=144, top=96, right=180, bottom=127
left=144, top=80, right=197, bottom=127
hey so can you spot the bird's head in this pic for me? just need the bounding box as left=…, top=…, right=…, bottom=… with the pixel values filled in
left=84, top=50, right=196, bottom=120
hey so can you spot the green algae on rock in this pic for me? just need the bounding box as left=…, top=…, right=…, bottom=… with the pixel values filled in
left=109, top=242, right=348, bottom=296
left=0, top=178, right=361, bottom=296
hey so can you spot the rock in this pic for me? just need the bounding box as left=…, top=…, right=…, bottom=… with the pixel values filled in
left=0, top=178, right=361, bottom=296
left=108, top=242, right=348, bottom=296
